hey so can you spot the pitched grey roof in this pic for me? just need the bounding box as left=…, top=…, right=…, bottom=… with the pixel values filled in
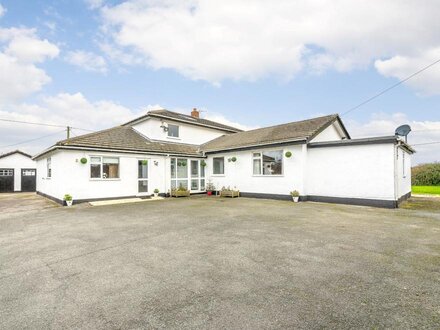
left=201, top=114, right=345, bottom=153
left=124, top=109, right=243, bottom=133
left=52, top=126, right=202, bottom=156
left=0, top=150, right=32, bottom=159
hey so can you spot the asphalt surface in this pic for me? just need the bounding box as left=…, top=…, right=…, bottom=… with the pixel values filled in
left=0, top=195, right=439, bottom=329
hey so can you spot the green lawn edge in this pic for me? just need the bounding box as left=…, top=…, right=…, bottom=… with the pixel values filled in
left=412, top=186, right=440, bottom=195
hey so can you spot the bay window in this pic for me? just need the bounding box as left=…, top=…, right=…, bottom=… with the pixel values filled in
left=253, top=150, right=283, bottom=175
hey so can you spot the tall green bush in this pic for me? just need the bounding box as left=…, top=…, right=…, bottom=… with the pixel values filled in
left=412, top=163, right=440, bottom=186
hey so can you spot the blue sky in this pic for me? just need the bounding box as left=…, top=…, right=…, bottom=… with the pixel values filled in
left=0, top=0, right=439, bottom=163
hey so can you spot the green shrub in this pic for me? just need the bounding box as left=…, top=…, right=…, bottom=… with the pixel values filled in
left=412, top=163, right=440, bottom=186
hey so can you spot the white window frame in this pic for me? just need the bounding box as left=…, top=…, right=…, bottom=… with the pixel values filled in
left=167, top=124, right=180, bottom=138
left=47, top=157, right=52, bottom=178
left=252, top=150, right=284, bottom=176
left=0, top=169, right=13, bottom=176
left=212, top=157, right=225, bottom=176
left=90, top=156, right=120, bottom=180
left=137, top=159, right=149, bottom=194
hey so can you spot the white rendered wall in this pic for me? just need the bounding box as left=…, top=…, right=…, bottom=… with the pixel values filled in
left=206, top=145, right=304, bottom=195
left=0, top=153, right=36, bottom=191
left=306, top=144, right=396, bottom=200
left=36, top=149, right=168, bottom=201
left=132, top=118, right=227, bottom=145
left=310, top=122, right=345, bottom=143
left=396, top=146, right=412, bottom=199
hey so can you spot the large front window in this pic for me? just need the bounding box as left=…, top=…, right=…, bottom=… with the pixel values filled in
left=213, top=157, right=224, bottom=175
left=90, top=156, right=120, bottom=179
left=170, top=158, right=205, bottom=191
left=253, top=150, right=283, bottom=175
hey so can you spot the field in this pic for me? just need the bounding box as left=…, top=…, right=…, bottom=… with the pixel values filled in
left=412, top=185, right=440, bottom=195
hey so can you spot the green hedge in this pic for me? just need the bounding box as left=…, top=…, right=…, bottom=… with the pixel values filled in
left=412, top=163, right=440, bottom=186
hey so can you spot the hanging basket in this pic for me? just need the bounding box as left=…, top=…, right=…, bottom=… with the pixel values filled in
left=200, top=160, right=207, bottom=167
left=80, top=157, right=87, bottom=164
left=285, top=151, right=292, bottom=158
left=141, top=160, right=148, bottom=166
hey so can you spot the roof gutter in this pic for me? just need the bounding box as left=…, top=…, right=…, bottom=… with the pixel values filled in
left=203, top=138, right=306, bottom=154
left=149, top=114, right=241, bottom=133
left=33, top=145, right=205, bottom=160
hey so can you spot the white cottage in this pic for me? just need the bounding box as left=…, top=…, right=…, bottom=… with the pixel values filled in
left=0, top=150, right=37, bottom=192
left=33, top=109, right=414, bottom=208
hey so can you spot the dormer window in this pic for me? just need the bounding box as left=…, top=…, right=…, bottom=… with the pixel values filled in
left=167, top=124, right=179, bottom=138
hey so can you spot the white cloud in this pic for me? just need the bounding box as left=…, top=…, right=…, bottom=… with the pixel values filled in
left=203, top=113, right=258, bottom=131
left=375, top=48, right=440, bottom=95
left=346, top=113, right=440, bottom=164
left=65, top=50, right=108, bottom=73
left=0, top=4, right=6, bottom=17
left=0, top=92, right=137, bottom=155
left=85, top=0, right=105, bottom=10
left=0, top=27, right=59, bottom=104
left=99, top=0, right=440, bottom=89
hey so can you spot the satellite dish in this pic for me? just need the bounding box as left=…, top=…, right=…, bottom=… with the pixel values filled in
left=395, top=124, right=411, bottom=142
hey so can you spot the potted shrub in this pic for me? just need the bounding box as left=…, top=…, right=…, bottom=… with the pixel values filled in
left=220, top=186, right=240, bottom=198
left=170, top=184, right=190, bottom=197
left=153, top=188, right=159, bottom=197
left=290, top=190, right=300, bottom=202
left=206, top=180, right=215, bottom=196
left=64, top=194, right=73, bottom=207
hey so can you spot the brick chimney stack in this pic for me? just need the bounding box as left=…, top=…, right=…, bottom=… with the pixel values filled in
left=191, top=108, right=200, bottom=118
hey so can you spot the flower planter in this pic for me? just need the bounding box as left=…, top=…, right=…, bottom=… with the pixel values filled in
left=292, top=196, right=299, bottom=202
left=207, top=191, right=212, bottom=196
left=65, top=200, right=73, bottom=207
left=170, top=190, right=190, bottom=197
left=153, top=193, right=159, bottom=198
left=220, top=190, right=240, bottom=198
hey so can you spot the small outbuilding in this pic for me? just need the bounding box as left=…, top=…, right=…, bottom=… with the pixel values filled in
left=0, top=150, right=36, bottom=193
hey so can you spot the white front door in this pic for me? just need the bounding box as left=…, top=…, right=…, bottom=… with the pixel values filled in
left=138, top=160, right=149, bottom=194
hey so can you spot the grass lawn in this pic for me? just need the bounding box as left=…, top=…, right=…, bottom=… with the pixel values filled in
left=412, top=185, right=440, bottom=195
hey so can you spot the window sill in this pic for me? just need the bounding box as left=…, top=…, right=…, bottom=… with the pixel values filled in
left=252, top=175, right=284, bottom=177
left=211, top=174, right=225, bottom=177
left=167, top=136, right=181, bottom=140
left=89, top=178, right=121, bottom=181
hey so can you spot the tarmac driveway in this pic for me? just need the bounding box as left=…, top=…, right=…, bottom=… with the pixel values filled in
left=0, top=192, right=59, bottom=215
left=0, top=197, right=439, bottom=329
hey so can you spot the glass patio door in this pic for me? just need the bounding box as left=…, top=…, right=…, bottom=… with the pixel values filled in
left=171, top=158, right=188, bottom=190
left=170, top=158, right=205, bottom=192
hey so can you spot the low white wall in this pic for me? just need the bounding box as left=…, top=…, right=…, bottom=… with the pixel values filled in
left=206, top=144, right=304, bottom=195
left=36, top=149, right=168, bottom=201
left=306, top=144, right=396, bottom=200
left=0, top=153, right=36, bottom=191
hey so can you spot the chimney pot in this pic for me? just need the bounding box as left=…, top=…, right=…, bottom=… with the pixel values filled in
left=191, top=108, right=200, bottom=118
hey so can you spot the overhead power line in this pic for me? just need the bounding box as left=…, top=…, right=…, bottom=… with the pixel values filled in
left=0, top=117, right=94, bottom=132
left=411, top=141, right=440, bottom=146
left=0, top=129, right=67, bottom=149
left=342, top=57, right=440, bottom=116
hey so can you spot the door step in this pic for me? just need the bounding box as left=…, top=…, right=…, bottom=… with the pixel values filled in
left=89, top=196, right=164, bottom=206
